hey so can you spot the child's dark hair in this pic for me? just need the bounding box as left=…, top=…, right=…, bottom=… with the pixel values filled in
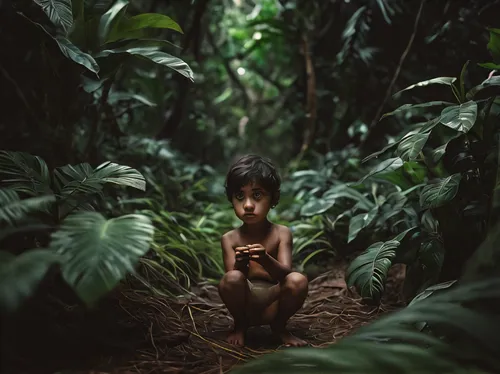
left=224, top=154, right=281, bottom=207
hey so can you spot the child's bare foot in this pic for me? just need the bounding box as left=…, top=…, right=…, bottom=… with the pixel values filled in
left=226, top=326, right=246, bottom=346
left=272, top=327, right=308, bottom=347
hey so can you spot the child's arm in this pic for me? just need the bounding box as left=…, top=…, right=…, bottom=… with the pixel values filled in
left=221, top=234, right=249, bottom=275
left=248, top=227, right=293, bottom=282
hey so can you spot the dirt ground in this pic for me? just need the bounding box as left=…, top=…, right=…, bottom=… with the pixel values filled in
left=1, top=263, right=406, bottom=374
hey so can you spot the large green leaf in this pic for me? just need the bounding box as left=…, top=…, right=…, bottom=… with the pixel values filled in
left=55, top=36, right=100, bottom=74
left=107, top=13, right=183, bottom=43
left=54, top=161, right=146, bottom=195
left=347, top=208, right=378, bottom=243
left=0, top=249, right=60, bottom=313
left=393, top=77, right=457, bottom=97
left=0, top=189, right=55, bottom=225
left=363, top=117, right=440, bottom=163
left=381, top=101, right=453, bottom=120
left=396, top=132, right=429, bottom=161
left=300, top=198, right=335, bottom=217
left=419, top=174, right=462, bottom=210
left=53, top=212, right=154, bottom=306
left=0, top=151, right=52, bottom=196
left=358, top=157, right=404, bottom=184
left=98, top=0, right=129, bottom=45
left=439, top=101, right=477, bottom=133
left=346, top=239, right=400, bottom=302
left=34, top=0, right=73, bottom=34
left=466, top=76, right=500, bottom=100
left=95, top=45, right=194, bottom=81
left=323, top=184, right=374, bottom=211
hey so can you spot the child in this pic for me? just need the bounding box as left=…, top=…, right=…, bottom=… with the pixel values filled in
left=218, top=154, right=308, bottom=347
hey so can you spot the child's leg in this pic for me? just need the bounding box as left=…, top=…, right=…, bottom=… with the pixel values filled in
left=270, top=272, right=309, bottom=347
left=218, top=270, right=250, bottom=346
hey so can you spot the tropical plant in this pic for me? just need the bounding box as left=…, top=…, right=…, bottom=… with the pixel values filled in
left=231, top=219, right=500, bottom=374
left=0, top=150, right=155, bottom=312
left=345, top=28, right=500, bottom=302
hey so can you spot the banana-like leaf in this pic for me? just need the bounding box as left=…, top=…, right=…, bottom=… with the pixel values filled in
left=0, top=249, right=60, bottom=313
left=53, top=212, right=154, bottom=306
left=233, top=277, right=500, bottom=374
left=396, top=132, right=429, bottom=161
left=346, top=239, right=400, bottom=301
left=393, top=77, right=457, bottom=97
left=98, top=0, right=129, bottom=45
left=0, top=151, right=52, bottom=196
left=107, top=13, right=183, bottom=43
left=440, top=101, right=478, bottom=133
left=347, top=207, right=378, bottom=243
left=300, top=198, right=335, bottom=217
left=54, top=36, right=100, bottom=74
left=323, top=184, right=375, bottom=211
left=33, top=0, right=73, bottom=34
left=357, top=157, right=403, bottom=184
left=419, top=174, right=462, bottom=209
left=380, top=101, right=453, bottom=120
left=95, top=45, right=194, bottom=81
left=0, top=188, right=55, bottom=225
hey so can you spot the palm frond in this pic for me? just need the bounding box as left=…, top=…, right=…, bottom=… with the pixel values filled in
left=0, top=188, right=55, bottom=225
left=0, top=151, right=52, bottom=196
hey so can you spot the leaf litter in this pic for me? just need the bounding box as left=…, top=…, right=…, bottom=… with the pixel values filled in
left=1, top=263, right=406, bottom=373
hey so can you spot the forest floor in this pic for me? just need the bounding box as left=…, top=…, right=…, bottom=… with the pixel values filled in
left=1, top=261, right=406, bottom=374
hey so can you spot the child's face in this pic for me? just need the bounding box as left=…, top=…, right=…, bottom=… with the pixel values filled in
left=231, top=182, right=272, bottom=224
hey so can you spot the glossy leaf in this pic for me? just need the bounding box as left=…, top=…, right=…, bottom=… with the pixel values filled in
left=34, top=0, right=73, bottom=33
left=396, top=132, right=429, bottom=161
left=54, top=161, right=146, bottom=198
left=439, top=101, right=477, bottom=133
left=347, top=208, right=378, bottom=243
left=0, top=151, right=52, bottom=196
left=55, top=36, right=100, bottom=74
left=393, top=77, right=457, bottom=97
left=110, top=14, right=183, bottom=43
left=381, top=101, right=453, bottom=120
left=0, top=250, right=60, bottom=313
left=98, top=0, right=129, bottom=45
left=300, top=198, right=335, bottom=217
left=346, top=239, right=400, bottom=302
left=409, top=280, right=457, bottom=306
left=358, top=157, right=403, bottom=184
left=419, top=174, right=462, bottom=209
left=53, top=212, right=154, bottom=306
left=96, top=46, right=194, bottom=81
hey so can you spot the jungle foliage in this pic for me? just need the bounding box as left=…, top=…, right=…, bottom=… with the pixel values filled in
left=1, top=0, right=500, bottom=373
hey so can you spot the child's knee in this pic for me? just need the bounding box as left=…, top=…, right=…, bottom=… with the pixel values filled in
left=283, top=272, right=308, bottom=295
left=219, top=270, right=246, bottom=292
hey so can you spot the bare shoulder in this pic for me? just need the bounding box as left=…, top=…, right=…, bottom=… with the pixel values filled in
left=221, top=229, right=239, bottom=246
left=275, top=224, right=293, bottom=241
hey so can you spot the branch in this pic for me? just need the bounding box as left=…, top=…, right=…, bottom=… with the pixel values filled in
left=361, top=0, right=426, bottom=147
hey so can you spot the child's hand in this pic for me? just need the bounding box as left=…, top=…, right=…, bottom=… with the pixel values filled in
left=247, top=244, right=268, bottom=262
left=234, top=246, right=250, bottom=263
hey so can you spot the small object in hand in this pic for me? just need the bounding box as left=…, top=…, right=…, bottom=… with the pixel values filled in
left=234, top=246, right=250, bottom=261
left=247, top=244, right=267, bottom=260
